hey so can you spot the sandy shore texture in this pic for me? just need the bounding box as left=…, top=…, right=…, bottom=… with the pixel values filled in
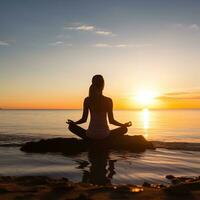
left=0, top=175, right=199, bottom=200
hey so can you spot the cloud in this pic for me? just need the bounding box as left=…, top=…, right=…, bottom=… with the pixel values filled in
left=158, top=91, right=200, bottom=100
left=0, top=40, right=10, bottom=46
left=173, top=23, right=200, bottom=31
left=48, top=41, right=64, bottom=46
left=76, top=25, right=95, bottom=31
left=94, top=43, right=130, bottom=48
left=95, top=30, right=115, bottom=36
left=115, top=44, right=131, bottom=48
left=64, top=23, right=115, bottom=36
left=93, top=43, right=152, bottom=48
left=189, top=24, right=200, bottom=31
left=64, top=24, right=95, bottom=31
left=48, top=41, right=72, bottom=47
left=94, top=43, right=112, bottom=48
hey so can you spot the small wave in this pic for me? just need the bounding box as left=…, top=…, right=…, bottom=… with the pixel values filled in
left=152, top=141, right=200, bottom=151
left=0, top=143, right=23, bottom=147
left=0, top=133, right=42, bottom=146
left=0, top=133, right=65, bottom=146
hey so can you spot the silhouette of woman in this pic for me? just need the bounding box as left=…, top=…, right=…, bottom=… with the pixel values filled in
left=67, top=74, right=132, bottom=140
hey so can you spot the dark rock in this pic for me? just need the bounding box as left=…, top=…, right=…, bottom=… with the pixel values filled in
left=165, top=181, right=200, bottom=194
left=143, top=182, right=151, bottom=187
left=21, top=138, right=88, bottom=155
left=166, top=175, right=175, bottom=180
left=62, top=177, right=69, bottom=182
left=75, top=194, right=91, bottom=200
left=114, top=185, right=144, bottom=193
left=159, top=184, right=165, bottom=188
left=21, top=135, right=155, bottom=155
left=15, top=176, right=51, bottom=186
left=114, top=185, right=131, bottom=193
left=172, top=179, right=182, bottom=185
left=0, top=188, right=8, bottom=193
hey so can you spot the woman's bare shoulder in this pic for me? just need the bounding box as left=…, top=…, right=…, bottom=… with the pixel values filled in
left=84, top=97, right=90, bottom=104
left=84, top=96, right=90, bottom=101
left=102, top=96, right=112, bottom=103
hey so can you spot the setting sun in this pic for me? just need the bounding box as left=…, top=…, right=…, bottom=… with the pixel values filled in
left=135, top=90, right=157, bottom=107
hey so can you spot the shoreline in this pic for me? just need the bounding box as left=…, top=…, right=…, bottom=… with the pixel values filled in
left=0, top=175, right=199, bottom=200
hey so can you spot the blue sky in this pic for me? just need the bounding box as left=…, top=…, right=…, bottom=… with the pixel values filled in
left=1, top=0, right=200, bottom=50
left=1, top=0, right=200, bottom=109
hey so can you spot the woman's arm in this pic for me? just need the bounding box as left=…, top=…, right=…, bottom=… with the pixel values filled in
left=107, top=98, right=125, bottom=126
left=74, top=98, right=89, bottom=124
left=107, top=98, right=132, bottom=127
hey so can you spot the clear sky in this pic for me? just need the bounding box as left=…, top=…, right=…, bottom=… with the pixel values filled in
left=0, top=0, right=200, bottom=109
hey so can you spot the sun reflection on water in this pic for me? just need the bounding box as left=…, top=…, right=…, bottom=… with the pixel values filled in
left=142, top=108, right=150, bottom=139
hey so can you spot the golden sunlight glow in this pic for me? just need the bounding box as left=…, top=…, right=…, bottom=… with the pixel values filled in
left=143, top=108, right=149, bottom=130
left=141, top=108, right=150, bottom=139
left=135, top=90, right=158, bottom=107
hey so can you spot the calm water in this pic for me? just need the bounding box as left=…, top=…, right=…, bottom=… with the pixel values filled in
left=0, top=109, right=200, bottom=184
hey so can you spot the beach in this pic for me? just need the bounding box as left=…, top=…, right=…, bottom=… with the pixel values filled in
left=0, top=175, right=199, bottom=200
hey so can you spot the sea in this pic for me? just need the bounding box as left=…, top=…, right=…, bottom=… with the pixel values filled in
left=0, top=109, right=200, bottom=185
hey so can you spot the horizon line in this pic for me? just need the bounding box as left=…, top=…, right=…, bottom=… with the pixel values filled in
left=1, top=108, right=200, bottom=111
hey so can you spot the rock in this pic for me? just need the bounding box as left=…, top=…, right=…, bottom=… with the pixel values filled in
left=114, top=185, right=144, bottom=193
left=166, top=175, right=175, bottom=180
left=62, top=177, right=69, bottom=182
left=143, top=182, right=151, bottom=187
left=21, top=135, right=154, bottom=155
left=75, top=194, right=91, bottom=200
left=14, top=176, right=51, bottom=186
left=21, top=138, right=88, bottom=155
left=172, top=179, right=182, bottom=185
left=0, top=188, right=8, bottom=194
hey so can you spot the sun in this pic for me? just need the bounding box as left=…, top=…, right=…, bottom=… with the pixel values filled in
left=134, top=90, right=157, bottom=106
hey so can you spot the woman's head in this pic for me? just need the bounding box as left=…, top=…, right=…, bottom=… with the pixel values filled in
left=92, top=74, right=104, bottom=90
left=89, top=74, right=104, bottom=97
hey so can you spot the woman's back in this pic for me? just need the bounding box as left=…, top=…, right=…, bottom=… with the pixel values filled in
left=86, top=96, right=110, bottom=139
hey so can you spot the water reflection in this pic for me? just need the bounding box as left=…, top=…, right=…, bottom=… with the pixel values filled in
left=77, top=143, right=116, bottom=185
left=142, top=108, right=150, bottom=139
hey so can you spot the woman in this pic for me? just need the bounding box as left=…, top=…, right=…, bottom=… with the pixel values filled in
left=67, top=75, right=132, bottom=140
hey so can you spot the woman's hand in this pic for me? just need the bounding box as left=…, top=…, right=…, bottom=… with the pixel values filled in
left=66, top=119, right=75, bottom=124
left=123, top=121, right=132, bottom=127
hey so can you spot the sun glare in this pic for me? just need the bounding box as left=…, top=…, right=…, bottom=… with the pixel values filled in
left=142, top=108, right=149, bottom=139
left=135, top=90, right=157, bottom=107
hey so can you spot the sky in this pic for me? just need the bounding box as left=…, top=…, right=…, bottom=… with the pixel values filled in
left=0, top=0, right=200, bottom=109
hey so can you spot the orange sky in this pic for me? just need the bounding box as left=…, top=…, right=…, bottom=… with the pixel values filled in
left=1, top=90, right=200, bottom=110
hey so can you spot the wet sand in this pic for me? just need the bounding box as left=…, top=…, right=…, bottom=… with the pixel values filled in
left=0, top=175, right=199, bottom=200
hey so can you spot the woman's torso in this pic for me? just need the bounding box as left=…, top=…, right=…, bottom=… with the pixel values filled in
left=86, top=96, right=110, bottom=139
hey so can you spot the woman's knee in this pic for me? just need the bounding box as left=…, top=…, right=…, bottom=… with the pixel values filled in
left=68, top=123, right=87, bottom=136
